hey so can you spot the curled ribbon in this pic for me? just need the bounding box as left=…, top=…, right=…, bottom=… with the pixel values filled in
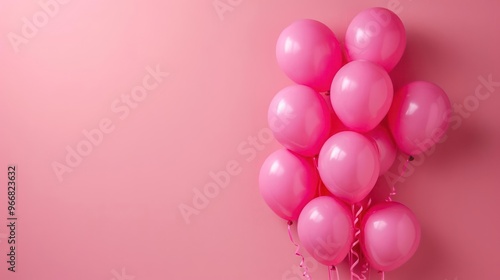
left=386, top=156, right=413, bottom=202
left=359, top=198, right=372, bottom=280
left=350, top=203, right=364, bottom=280
left=287, top=221, right=311, bottom=280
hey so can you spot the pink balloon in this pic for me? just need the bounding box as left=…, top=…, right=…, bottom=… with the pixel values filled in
left=361, top=202, right=421, bottom=271
left=365, top=125, right=397, bottom=175
left=276, top=19, right=343, bottom=92
left=387, top=81, right=451, bottom=155
left=345, top=7, right=406, bottom=72
left=318, top=131, right=380, bottom=204
left=259, top=149, right=318, bottom=221
left=268, top=85, right=331, bottom=157
left=330, top=60, right=393, bottom=132
left=297, top=196, right=353, bottom=265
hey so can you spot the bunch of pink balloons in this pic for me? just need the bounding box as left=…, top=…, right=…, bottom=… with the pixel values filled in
left=259, top=7, right=452, bottom=276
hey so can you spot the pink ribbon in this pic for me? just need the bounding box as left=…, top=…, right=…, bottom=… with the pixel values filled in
left=386, top=156, right=413, bottom=202
left=350, top=203, right=362, bottom=280
left=287, top=221, right=311, bottom=280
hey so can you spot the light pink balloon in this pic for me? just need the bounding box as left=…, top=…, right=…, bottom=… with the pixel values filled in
left=259, top=149, right=318, bottom=221
left=365, top=125, right=397, bottom=175
left=276, top=19, right=343, bottom=92
left=361, top=202, right=421, bottom=271
left=387, top=81, right=451, bottom=155
left=268, top=85, right=331, bottom=157
left=345, top=7, right=406, bottom=72
left=297, top=196, right=353, bottom=265
left=318, top=131, right=380, bottom=204
left=330, top=60, right=393, bottom=132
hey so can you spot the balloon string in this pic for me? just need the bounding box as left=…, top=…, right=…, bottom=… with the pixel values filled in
left=386, top=156, right=413, bottom=202
left=379, top=271, right=385, bottom=280
left=350, top=204, right=364, bottom=280
left=328, top=265, right=340, bottom=280
left=359, top=198, right=372, bottom=280
left=287, top=221, right=311, bottom=280
left=365, top=197, right=372, bottom=211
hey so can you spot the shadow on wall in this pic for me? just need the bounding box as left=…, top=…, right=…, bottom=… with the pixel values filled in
left=389, top=29, right=454, bottom=90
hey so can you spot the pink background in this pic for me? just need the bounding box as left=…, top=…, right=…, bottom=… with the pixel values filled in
left=1, top=0, right=499, bottom=279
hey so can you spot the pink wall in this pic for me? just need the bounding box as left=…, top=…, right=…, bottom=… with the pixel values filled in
left=0, top=0, right=499, bottom=279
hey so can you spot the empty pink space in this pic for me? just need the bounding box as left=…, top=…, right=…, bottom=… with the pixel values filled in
left=0, top=0, right=499, bottom=279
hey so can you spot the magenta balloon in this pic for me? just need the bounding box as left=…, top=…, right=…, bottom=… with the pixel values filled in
left=387, top=81, right=451, bottom=155
left=297, top=196, right=353, bottom=265
left=259, top=149, right=318, bottom=221
left=318, top=131, right=380, bottom=204
left=276, top=19, right=343, bottom=92
left=345, top=7, right=406, bottom=72
left=330, top=60, right=393, bottom=132
left=268, top=85, right=331, bottom=157
left=365, top=125, right=397, bottom=175
left=361, top=202, right=421, bottom=271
